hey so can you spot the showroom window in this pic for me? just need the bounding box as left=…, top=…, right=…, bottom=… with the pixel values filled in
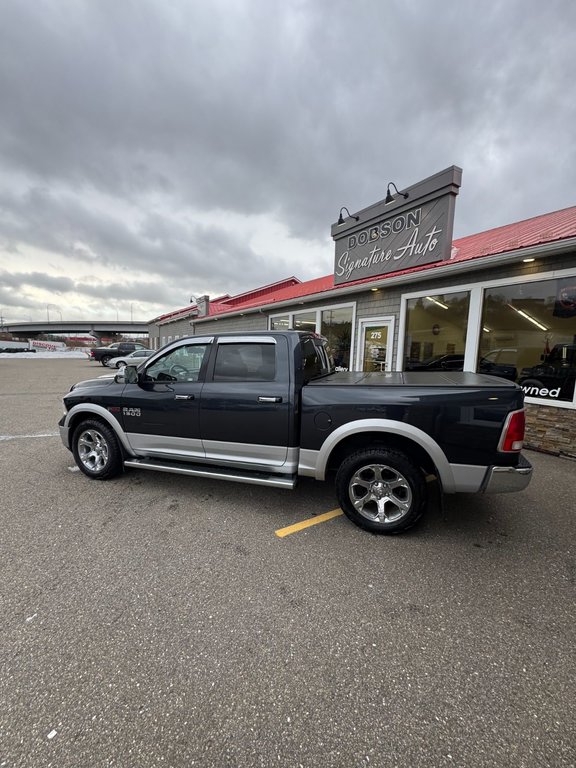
left=480, top=277, right=576, bottom=403
left=321, top=307, right=353, bottom=369
left=270, top=315, right=289, bottom=330
left=270, top=303, right=355, bottom=369
left=293, top=311, right=317, bottom=332
left=403, top=291, right=471, bottom=371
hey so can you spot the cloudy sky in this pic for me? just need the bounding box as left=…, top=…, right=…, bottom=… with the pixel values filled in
left=1, top=0, right=575, bottom=324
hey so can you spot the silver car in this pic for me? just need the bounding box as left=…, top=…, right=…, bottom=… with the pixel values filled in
left=106, top=349, right=154, bottom=369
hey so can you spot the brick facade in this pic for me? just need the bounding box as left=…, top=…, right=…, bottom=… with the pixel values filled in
left=525, top=403, right=576, bottom=458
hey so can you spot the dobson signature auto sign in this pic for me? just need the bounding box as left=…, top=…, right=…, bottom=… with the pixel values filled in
left=332, top=166, right=462, bottom=286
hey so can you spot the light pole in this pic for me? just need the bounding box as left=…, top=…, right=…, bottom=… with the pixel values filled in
left=47, top=304, right=62, bottom=322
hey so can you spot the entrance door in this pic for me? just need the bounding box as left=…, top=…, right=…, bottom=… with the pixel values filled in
left=356, top=317, right=396, bottom=372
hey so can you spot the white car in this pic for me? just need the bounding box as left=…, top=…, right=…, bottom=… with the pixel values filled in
left=106, top=349, right=154, bottom=369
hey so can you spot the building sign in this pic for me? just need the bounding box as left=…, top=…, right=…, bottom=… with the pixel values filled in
left=332, top=166, right=462, bottom=285
left=28, top=339, right=67, bottom=351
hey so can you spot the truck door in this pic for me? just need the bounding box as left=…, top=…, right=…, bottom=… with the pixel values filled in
left=121, top=338, right=212, bottom=460
left=199, top=336, right=293, bottom=470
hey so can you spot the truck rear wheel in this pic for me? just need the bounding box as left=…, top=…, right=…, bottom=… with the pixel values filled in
left=72, top=419, right=123, bottom=480
left=335, top=448, right=426, bottom=534
left=101, top=355, right=112, bottom=366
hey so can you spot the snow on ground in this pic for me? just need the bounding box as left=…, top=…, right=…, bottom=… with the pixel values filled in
left=0, top=350, right=90, bottom=359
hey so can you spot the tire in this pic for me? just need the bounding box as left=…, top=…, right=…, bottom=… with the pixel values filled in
left=72, top=419, right=123, bottom=480
left=115, top=359, right=126, bottom=369
left=335, top=448, right=426, bottom=534
left=101, top=355, right=111, bottom=366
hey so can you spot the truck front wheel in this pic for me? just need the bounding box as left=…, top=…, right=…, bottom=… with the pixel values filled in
left=335, top=448, right=426, bottom=534
left=72, top=419, right=123, bottom=480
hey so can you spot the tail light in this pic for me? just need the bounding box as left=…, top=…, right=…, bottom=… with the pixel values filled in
left=498, top=409, right=525, bottom=452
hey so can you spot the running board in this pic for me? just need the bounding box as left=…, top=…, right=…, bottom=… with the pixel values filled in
left=123, top=458, right=297, bottom=489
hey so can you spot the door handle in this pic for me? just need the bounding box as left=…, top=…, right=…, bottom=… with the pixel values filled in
left=174, top=394, right=195, bottom=400
left=258, top=396, right=282, bottom=403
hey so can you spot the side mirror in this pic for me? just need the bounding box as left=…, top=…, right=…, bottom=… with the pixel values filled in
left=122, top=365, right=139, bottom=384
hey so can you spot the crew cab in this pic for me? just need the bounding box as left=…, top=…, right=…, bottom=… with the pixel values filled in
left=89, top=342, right=148, bottom=366
left=60, top=331, right=533, bottom=534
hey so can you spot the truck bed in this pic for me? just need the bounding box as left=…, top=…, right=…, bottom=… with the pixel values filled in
left=307, top=371, right=519, bottom=388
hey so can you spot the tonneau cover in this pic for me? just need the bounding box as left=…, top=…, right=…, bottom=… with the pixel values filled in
left=308, top=371, right=519, bottom=388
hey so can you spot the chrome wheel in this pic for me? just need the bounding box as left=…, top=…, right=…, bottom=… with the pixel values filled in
left=77, top=428, right=109, bottom=472
left=348, top=463, right=413, bottom=524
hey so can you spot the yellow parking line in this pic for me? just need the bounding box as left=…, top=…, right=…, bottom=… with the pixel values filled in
left=275, top=508, right=344, bottom=538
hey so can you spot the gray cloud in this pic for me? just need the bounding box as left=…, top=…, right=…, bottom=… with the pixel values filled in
left=0, top=271, right=74, bottom=293
left=1, top=0, right=575, bottom=322
left=0, top=184, right=306, bottom=295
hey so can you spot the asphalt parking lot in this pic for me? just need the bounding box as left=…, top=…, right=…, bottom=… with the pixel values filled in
left=1, top=357, right=575, bottom=768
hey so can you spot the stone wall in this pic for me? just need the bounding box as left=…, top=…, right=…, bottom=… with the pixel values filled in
left=525, top=403, right=576, bottom=458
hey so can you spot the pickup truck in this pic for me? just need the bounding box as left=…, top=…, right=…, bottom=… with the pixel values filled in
left=519, top=344, right=576, bottom=401
left=59, top=331, right=533, bottom=535
left=89, top=342, right=148, bottom=366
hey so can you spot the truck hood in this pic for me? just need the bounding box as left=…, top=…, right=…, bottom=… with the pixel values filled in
left=68, top=373, right=118, bottom=392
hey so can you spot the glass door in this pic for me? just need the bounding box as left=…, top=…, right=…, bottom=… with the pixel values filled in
left=357, top=317, right=395, bottom=372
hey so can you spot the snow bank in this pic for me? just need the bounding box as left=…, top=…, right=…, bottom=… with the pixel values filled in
left=0, top=350, right=90, bottom=359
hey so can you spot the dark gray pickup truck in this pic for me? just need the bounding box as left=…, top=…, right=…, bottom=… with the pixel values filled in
left=59, top=331, right=532, bottom=534
left=89, top=341, right=148, bottom=366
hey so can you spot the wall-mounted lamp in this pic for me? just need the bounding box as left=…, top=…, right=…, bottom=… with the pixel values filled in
left=522, top=258, right=535, bottom=263
left=337, top=206, right=359, bottom=225
left=385, top=182, right=409, bottom=204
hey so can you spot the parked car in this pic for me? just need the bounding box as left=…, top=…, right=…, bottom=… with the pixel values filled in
left=89, top=342, right=148, bottom=366
left=406, top=353, right=517, bottom=381
left=519, top=344, right=576, bottom=400
left=59, top=331, right=532, bottom=536
left=106, top=349, right=155, bottom=369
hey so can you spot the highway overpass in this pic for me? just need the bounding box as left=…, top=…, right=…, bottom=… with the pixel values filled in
left=3, top=321, right=149, bottom=339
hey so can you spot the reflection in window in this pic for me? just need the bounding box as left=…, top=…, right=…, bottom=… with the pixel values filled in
left=481, top=277, right=576, bottom=402
left=321, top=306, right=353, bottom=370
left=300, top=337, right=330, bottom=381
left=270, top=315, right=289, bottom=330
left=293, top=312, right=317, bottom=332
left=403, top=292, right=470, bottom=371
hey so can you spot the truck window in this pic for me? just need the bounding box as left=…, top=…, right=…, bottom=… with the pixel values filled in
left=145, top=344, right=209, bottom=382
left=301, top=337, right=324, bottom=381
left=213, top=343, right=276, bottom=382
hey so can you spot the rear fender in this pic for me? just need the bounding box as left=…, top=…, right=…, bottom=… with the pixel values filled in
left=314, top=419, right=455, bottom=491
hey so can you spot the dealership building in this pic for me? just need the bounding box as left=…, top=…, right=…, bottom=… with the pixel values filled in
left=148, top=167, right=576, bottom=457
